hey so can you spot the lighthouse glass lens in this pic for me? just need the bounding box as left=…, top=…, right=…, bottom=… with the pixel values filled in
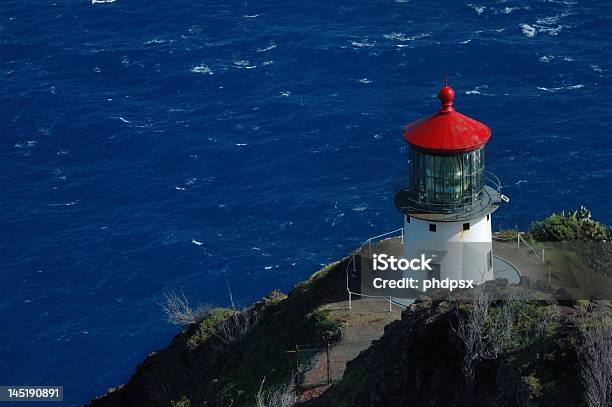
left=409, top=147, right=485, bottom=212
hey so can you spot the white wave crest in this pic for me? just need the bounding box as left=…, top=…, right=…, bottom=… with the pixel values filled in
left=465, top=85, right=490, bottom=96
left=256, top=41, right=277, bottom=52
left=351, top=40, right=375, bottom=48
left=383, top=32, right=430, bottom=41
left=537, top=84, right=584, bottom=92
left=48, top=200, right=79, bottom=207
left=144, top=38, right=174, bottom=45
left=233, top=59, right=256, bottom=69
left=14, top=140, right=37, bottom=149
left=536, top=25, right=566, bottom=36
left=468, top=4, right=486, bottom=15
left=520, top=24, right=537, bottom=37
left=191, top=64, right=213, bottom=74
left=500, top=7, right=517, bottom=14
left=537, top=16, right=560, bottom=25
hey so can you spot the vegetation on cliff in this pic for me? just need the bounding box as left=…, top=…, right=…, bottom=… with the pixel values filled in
left=529, top=206, right=611, bottom=242
left=88, top=259, right=348, bottom=407
left=311, top=281, right=610, bottom=407
left=89, top=209, right=611, bottom=407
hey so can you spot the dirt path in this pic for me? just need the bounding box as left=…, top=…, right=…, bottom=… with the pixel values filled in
left=298, top=297, right=402, bottom=400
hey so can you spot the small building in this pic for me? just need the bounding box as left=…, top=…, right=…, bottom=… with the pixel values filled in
left=395, top=85, right=502, bottom=286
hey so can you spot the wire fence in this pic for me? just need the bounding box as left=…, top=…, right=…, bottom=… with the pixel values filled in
left=285, top=339, right=381, bottom=391
left=493, top=232, right=546, bottom=264
left=284, top=343, right=334, bottom=391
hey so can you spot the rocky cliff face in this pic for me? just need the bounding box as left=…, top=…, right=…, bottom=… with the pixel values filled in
left=87, top=259, right=349, bottom=407
left=88, top=212, right=611, bottom=406
left=88, top=257, right=597, bottom=407
left=309, top=287, right=587, bottom=407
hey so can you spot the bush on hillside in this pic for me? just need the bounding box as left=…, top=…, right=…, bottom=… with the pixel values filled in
left=530, top=206, right=610, bottom=242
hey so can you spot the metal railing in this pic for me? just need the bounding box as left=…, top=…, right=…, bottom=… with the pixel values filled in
left=394, top=170, right=502, bottom=221
left=344, top=228, right=543, bottom=311
left=345, top=228, right=407, bottom=311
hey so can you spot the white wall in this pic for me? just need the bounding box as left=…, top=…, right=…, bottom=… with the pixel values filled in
left=402, top=214, right=493, bottom=286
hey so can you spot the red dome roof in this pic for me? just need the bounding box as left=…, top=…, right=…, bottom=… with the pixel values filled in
left=403, top=86, right=491, bottom=153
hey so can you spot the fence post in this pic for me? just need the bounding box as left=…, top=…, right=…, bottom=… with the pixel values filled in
left=517, top=233, right=520, bottom=249
left=548, top=265, right=551, bottom=285
left=348, top=291, right=352, bottom=309
left=326, top=342, right=331, bottom=386
left=401, top=228, right=404, bottom=243
left=352, top=253, right=356, bottom=272
left=388, top=296, right=392, bottom=312
left=542, top=248, right=545, bottom=264
left=295, top=345, right=300, bottom=393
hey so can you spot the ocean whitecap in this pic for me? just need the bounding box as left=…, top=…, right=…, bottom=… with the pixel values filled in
left=233, top=59, right=256, bottom=69
left=539, top=55, right=555, bottom=63
left=14, top=140, right=37, bottom=149
left=256, top=41, right=277, bottom=52
left=383, top=32, right=431, bottom=41
left=191, top=64, right=213, bottom=74
left=500, top=7, right=517, bottom=14
left=468, top=4, right=486, bottom=15
left=537, top=86, right=563, bottom=92
left=520, top=24, right=537, bottom=37
left=351, top=40, right=375, bottom=48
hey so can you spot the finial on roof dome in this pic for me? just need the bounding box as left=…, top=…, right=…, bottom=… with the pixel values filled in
left=438, top=85, right=455, bottom=113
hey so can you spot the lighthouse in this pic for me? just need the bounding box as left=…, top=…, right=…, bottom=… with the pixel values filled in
left=394, top=85, right=502, bottom=288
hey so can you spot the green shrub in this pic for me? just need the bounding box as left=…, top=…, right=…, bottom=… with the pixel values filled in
left=530, top=206, right=610, bottom=242
left=170, top=395, right=191, bottom=407
left=186, top=308, right=235, bottom=350
left=306, top=308, right=342, bottom=341
left=522, top=374, right=543, bottom=399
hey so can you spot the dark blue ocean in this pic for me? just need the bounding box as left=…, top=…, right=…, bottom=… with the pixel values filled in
left=1, top=0, right=611, bottom=404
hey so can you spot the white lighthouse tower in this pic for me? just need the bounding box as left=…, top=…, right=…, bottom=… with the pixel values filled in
left=394, top=85, right=502, bottom=287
